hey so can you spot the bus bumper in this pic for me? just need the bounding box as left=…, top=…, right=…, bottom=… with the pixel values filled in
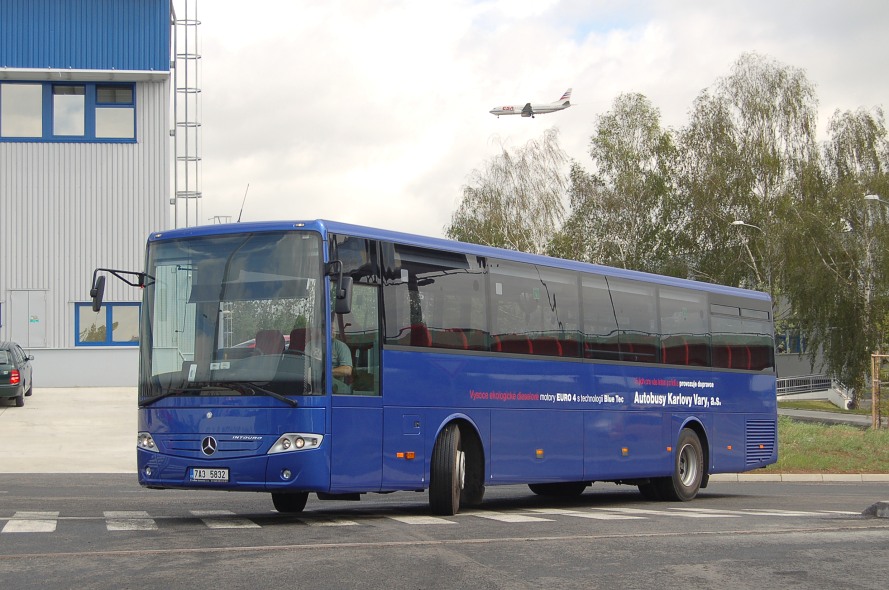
left=137, top=447, right=331, bottom=493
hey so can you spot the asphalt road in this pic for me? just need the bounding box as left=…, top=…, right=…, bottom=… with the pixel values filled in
left=1, top=476, right=887, bottom=589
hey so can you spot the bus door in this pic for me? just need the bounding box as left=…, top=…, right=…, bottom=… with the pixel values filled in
left=329, top=278, right=384, bottom=492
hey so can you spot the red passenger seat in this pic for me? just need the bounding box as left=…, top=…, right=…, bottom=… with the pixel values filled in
left=255, top=329, right=284, bottom=355
left=532, top=337, right=562, bottom=357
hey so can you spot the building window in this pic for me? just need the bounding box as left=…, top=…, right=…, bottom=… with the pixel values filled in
left=53, top=85, right=86, bottom=136
left=76, top=303, right=140, bottom=346
left=0, top=82, right=136, bottom=142
left=0, top=84, right=42, bottom=137
left=96, top=85, right=135, bottom=139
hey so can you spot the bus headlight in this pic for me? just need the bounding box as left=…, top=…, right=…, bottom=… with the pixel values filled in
left=268, top=433, right=322, bottom=454
left=138, top=432, right=159, bottom=452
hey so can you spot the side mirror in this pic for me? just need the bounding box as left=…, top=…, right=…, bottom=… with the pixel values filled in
left=335, top=276, right=353, bottom=315
left=90, top=275, right=106, bottom=312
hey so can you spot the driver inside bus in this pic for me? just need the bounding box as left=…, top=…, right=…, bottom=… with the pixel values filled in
left=331, top=317, right=353, bottom=393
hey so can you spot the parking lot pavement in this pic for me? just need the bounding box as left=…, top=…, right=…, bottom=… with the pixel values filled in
left=0, top=388, right=136, bottom=473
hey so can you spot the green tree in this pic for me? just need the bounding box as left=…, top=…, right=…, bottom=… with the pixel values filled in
left=783, top=107, right=889, bottom=394
left=446, top=128, right=567, bottom=255
left=678, top=52, right=819, bottom=290
left=551, top=93, right=682, bottom=275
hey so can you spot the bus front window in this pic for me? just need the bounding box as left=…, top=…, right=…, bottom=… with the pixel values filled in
left=140, top=231, right=326, bottom=400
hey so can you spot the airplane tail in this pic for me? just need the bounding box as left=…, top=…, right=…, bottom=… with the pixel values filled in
left=558, top=88, right=572, bottom=104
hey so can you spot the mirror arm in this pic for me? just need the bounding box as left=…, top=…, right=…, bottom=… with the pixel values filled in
left=93, top=267, right=154, bottom=288
left=90, top=267, right=156, bottom=312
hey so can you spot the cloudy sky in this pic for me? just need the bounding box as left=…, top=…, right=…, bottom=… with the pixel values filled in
left=185, top=0, right=889, bottom=238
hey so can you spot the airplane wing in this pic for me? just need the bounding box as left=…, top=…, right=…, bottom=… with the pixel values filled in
left=521, top=103, right=534, bottom=117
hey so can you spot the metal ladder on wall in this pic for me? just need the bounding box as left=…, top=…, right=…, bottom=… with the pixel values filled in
left=172, top=0, right=202, bottom=228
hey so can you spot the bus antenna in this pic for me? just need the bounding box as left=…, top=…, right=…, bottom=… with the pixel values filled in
left=237, top=183, right=250, bottom=222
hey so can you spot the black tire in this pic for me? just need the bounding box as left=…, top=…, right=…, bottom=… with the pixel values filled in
left=430, top=424, right=464, bottom=515
left=271, top=491, right=309, bottom=513
left=528, top=482, right=587, bottom=497
left=15, top=394, right=24, bottom=407
left=25, top=384, right=33, bottom=397
left=656, top=429, right=704, bottom=501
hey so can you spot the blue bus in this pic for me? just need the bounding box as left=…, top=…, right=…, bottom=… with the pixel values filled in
left=91, top=220, right=777, bottom=515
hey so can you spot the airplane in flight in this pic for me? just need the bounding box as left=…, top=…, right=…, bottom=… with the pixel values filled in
left=489, top=88, right=572, bottom=118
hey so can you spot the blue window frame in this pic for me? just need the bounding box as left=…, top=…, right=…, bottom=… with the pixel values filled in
left=75, top=303, right=141, bottom=347
left=0, top=82, right=136, bottom=143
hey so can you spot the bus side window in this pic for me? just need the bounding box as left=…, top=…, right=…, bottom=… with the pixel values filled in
left=331, top=235, right=381, bottom=396
left=338, top=283, right=380, bottom=395
left=609, top=279, right=659, bottom=364
left=383, top=244, right=488, bottom=352
left=659, top=288, right=709, bottom=367
left=582, top=274, right=619, bottom=361
left=488, top=260, right=581, bottom=358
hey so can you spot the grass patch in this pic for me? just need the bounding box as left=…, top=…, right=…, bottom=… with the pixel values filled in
left=762, top=416, right=889, bottom=473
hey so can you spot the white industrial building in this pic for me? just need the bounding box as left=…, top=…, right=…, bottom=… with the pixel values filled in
left=0, top=0, right=197, bottom=386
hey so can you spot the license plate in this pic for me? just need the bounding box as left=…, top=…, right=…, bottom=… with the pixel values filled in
left=190, top=467, right=229, bottom=482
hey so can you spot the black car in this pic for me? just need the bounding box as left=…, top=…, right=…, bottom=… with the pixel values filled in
left=0, top=341, right=34, bottom=407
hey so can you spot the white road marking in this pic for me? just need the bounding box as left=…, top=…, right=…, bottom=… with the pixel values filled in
left=2, top=511, right=60, bottom=533
left=190, top=509, right=261, bottom=529
left=386, top=515, right=456, bottom=525
left=104, top=510, right=159, bottom=531
left=303, top=517, right=360, bottom=527
left=470, top=512, right=552, bottom=523
left=595, top=507, right=737, bottom=518
left=530, top=508, right=645, bottom=520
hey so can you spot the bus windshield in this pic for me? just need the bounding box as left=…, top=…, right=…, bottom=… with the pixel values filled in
left=140, top=231, right=326, bottom=402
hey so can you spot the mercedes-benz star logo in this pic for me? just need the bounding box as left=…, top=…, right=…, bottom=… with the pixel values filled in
left=201, top=436, right=218, bottom=456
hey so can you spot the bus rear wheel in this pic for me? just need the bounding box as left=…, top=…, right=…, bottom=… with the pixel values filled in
left=271, top=491, right=309, bottom=513
left=656, top=428, right=704, bottom=501
left=430, top=424, right=464, bottom=515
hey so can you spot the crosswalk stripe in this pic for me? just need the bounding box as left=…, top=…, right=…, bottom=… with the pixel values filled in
left=303, top=517, right=360, bottom=527
left=104, top=510, right=159, bottom=531
left=735, top=508, right=823, bottom=517
left=190, top=509, right=261, bottom=529
left=470, top=512, right=552, bottom=523
left=2, top=511, right=59, bottom=533
left=529, top=508, right=645, bottom=520
left=592, top=507, right=735, bottom=518
left=386, top=515, right=456, bottom=525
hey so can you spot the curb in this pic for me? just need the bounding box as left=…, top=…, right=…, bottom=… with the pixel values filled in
left=710, top=473, right=889, bottom=483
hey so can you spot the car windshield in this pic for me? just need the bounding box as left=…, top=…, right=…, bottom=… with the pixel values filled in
left=140, top=231, right=327, bottom=402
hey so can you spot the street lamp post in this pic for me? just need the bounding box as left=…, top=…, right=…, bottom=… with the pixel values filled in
left=864, top=194, right=887, bottom=428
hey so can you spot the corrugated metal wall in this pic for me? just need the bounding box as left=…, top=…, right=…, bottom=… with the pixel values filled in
left=0, top=80, right=170, bottom=349
left=0, top=0, right=173, bottom=385
left=0, top=0, right=170, bottom=72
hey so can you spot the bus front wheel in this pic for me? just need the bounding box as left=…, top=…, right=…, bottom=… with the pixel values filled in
left=657, top=428, right=704, bottom=501
left=430, top=424, right=464, bottom=515
left=271, top=491, right=309, bottom=513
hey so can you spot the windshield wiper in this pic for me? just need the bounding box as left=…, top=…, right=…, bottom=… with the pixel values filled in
left=139, top=382, right=298, bottom=408
left=138, top=386, right=204, bottom=408
left=213, top=381, right=299, bottom=407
